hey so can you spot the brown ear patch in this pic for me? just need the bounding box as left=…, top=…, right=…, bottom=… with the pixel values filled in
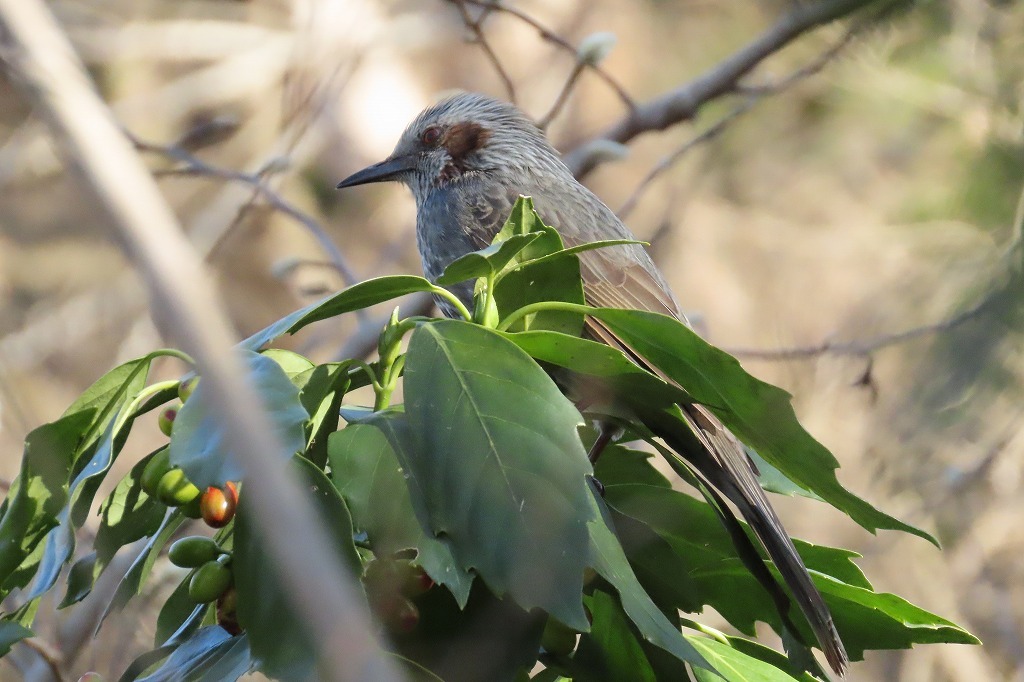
left=442, top=122, right=492, bottom=163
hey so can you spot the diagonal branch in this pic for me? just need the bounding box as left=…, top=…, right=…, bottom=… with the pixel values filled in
left=128, top=131, right=362, bottom=287
left=563, top=0, right=879, bottom=178
left=458, top=0, right=635, bottom=110
left=450, top=0, right=516, bottom=102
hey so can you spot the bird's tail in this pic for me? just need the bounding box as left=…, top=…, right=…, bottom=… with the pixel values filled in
left=660, top=403, right=849, bottom=676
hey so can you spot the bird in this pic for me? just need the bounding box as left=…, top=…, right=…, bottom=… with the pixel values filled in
left=336, top=91, right=848, bottom=676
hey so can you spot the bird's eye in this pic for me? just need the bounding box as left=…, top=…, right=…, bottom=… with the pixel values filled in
left=420, top=126, right=442, bottom=146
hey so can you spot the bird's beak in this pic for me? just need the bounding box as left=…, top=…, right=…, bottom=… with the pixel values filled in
left=335, top=155, right=416, bottom=189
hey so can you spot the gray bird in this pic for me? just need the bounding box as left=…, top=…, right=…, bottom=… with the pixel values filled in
left=337, top=91, right=848, bottom=676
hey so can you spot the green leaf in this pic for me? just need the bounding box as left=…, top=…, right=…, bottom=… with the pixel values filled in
left=491, top=197, right=586, bottom=336
left=63, top=356, right=151, bottom=450
left=0, top=621, right=33, bottom=657
left=403, top=320, right=594, bottom=629
left=0, top=410, right=94, bottom=601
left=572, top=590, right=657, bottom=682
left=583, top=307, right=934, bottom=544
left=586, top=494, right=710, bottom=672
left=136, top=628, right=251, bottom=682
left=328, top=422, right=473, bottom=605
left=99, top=509, right=185, bottom=632
left=241, top=275, right=442, bottom=351
left=59, top=551, right=97, bottom=608
left=507, top=239, right=647, bottom=273
left=155, top=572, right=208, bottom=647
left=235, top=457, right=361, bottom=681
left=297, top=363, right=351, bottom=470
left=435, top=233, right=542, bottom=285
left=501, top=330, right=692, bottom=410
left=806, top=574, right=980, bottom=659
left=261, top=348, right=316, bottom=377
left=496, top=195, right=544, bottom=240
left=94, top=448, right=168, bottom=579
left=687, top=636, right=803, bottom=681
left=171, top=351, right=307, bottom=488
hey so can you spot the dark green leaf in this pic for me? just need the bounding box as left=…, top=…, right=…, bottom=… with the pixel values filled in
left=328, top=422, right=473, bottom=605
left=171, top=351, right=307, bottom=488
left=155, top=572, right=208, bottom=647
left=99, top=510, right=185, bottom=632
left=586, top=494, right=710, bottom=672
left=495, top=254, right=585, bottom=336
left=435, top=233, right=542, bottom=285
left=573, top=590, right=657, bottom=682
left=0, top=410, right=94, bottom=601
left=59, top=551, right=97, bottom=608
left=403, top=320, right=594, bottom=629
left=491, top=197, right=586, bottom=335
left=63, top=357, right=151, bottom=449
left=583, top=307, right=935, bottom=544
left=0, top=621, right=33, bottom=657
left=501, top=330, right=691, bottom=409
left=389, top=579, right=544, bottom=682
left=94, top=448, right=168, bottom=578
left=235, top=457, right=361, bottom=681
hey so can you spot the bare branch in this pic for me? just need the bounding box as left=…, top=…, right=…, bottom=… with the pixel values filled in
left=537, top=62, right=585, bottom=130
left=729, top=182, right=1024, bottom=362
left=129, top=132, right=361, bottom=287
left=0, top=2, right=404, bottom=680
left=728, top=294, right=1000, bottom=361
left=460, top=0, right=635, bottom=110
left=18, top=638, right=64, bottom=681
left=617, top=15, right=865, bottom=219
left=449, top=0, right=516, bottom=103
left=564, top=0, right=879, bottom=178
left=617, top=100, right=754, bottom=219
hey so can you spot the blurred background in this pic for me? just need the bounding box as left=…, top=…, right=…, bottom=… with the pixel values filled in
left=0, top=0, right=1021, bottom=679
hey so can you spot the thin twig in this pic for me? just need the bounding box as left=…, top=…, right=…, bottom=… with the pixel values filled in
left=450, top=0, right=516, bottom=103
left=18, top=638, right=64, bottom=681
left=129, top=133, right=361, bottom=287
left=537, top=61, right=585, bottom=129
left=617, top=17, right=863, bottom=219
left=617, top=100, right=754, bottom=219
left=459, top=0, right=635, bottom=110
left=728, top=294, right=1000, bottom=361
left=729, top=182, right=1024, bottom=361
left=563, top=0, right=878, bottom=178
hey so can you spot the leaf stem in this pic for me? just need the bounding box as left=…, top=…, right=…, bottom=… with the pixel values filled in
left=497, top=301, right=593, bottom=332
left=428, top=285, right=473, bottom=321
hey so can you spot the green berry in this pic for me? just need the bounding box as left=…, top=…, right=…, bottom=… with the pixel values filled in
left=178, top=375, right=199, bottom=403
left=157, top=468, right=200, bottom=507
left=140, top=448, right=171, bottom=496
left=188, top=560, right=232, bottom=603
left=158, top=406, right=177, bottom=437
left=168, top=536, right=222, bottom=568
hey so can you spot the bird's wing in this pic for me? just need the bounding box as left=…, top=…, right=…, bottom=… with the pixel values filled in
left=462, top=184, right=848, bottom=674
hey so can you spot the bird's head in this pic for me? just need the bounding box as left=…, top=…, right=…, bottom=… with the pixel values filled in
left=336, top=92, right=559, bottom=200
